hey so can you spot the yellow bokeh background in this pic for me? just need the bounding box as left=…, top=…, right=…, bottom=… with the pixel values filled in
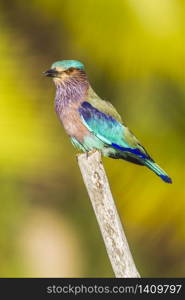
left=0, top=0, right=185, bottom=277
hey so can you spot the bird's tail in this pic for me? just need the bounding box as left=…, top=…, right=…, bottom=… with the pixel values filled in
left=144, top=160, right=172, bottom=183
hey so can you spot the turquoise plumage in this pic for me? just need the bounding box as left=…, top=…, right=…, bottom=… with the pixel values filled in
left=44, top=60, right=172, bottom=183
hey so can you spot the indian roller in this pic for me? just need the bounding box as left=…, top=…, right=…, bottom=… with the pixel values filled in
left=44, top=60, right=172, bottom=183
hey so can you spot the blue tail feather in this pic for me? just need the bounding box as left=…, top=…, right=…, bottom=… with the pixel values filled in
left=160, top=174, right=172, bottom=184
left=144, top=160, right=172, bottom=184
left=110, top=142, right=172, bottom=183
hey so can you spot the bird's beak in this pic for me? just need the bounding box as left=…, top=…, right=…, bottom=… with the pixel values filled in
left=43, top=69, right=58, bottom=77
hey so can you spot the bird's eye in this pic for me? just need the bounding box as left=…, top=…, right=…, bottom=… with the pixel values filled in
left=65, top=67, right=75, bottom=74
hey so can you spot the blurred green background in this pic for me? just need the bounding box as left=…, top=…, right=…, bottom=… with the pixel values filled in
left=0, top=0, right=185, bottom=277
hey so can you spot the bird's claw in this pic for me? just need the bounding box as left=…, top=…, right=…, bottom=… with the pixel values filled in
left=86, top=149, right=99, bottom=158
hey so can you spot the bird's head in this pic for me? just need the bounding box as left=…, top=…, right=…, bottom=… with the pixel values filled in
left=43, top=60, right=86, bottom=85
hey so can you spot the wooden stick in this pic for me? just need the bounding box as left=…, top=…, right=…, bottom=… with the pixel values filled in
left=77, top=150, right=140, bottom=278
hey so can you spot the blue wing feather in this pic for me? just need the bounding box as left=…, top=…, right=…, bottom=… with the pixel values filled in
left=78, top=102, right=149, bottom=159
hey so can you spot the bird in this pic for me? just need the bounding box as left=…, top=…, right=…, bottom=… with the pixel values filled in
left=43, top=60, right=172, bottom=183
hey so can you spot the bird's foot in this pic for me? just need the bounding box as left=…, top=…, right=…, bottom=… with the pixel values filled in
left=76, top=150, right=100, bottom=160
left=86, top=149, right=99, bottom=158
left=75, top=152, right=84, bottom=161
left=75, top=152, right=81, bottom=157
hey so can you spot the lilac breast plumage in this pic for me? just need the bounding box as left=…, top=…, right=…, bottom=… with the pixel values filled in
left=54, top=77, right=90, bottom=141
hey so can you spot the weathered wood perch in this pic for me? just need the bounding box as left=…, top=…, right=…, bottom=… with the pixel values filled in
left=77, top=150, right=140, bottom=278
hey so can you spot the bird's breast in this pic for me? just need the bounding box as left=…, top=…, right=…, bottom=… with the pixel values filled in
left=55, top=99, right=90, bottom=142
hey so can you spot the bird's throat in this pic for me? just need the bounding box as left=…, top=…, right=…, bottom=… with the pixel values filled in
left=54, top=72, right=89, bottom=113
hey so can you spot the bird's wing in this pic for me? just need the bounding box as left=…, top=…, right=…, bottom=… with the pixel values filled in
left=78, top=101, right=151, bottom=159
left=87, top=87, right=123, bottom=123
